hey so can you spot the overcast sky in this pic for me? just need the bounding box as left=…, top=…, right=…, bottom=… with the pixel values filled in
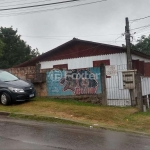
left=0, top=0, right=150, bottom=53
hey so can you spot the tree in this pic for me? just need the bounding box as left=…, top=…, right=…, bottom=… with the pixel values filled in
left=0, top=27, right=40, bottom=69
left=132, top=35, right=150, bottom=55
left=0, top=39, right=4, bottom=57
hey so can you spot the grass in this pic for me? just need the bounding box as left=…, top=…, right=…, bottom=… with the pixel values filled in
left=10, top=113, right=87, bottom=126
left=0, top=97, right=150, bottom=134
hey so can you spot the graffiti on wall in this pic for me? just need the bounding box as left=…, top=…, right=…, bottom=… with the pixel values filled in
left=46, top=67, right=101, bottom=96
left=60, top=69, right=98, bottom=95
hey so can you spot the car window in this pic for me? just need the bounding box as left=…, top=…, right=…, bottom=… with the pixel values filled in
left=0, top=71, right=18, bottom=82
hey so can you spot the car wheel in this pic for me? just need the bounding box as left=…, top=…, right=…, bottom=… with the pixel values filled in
left=1, top=92, right=11, bottom=106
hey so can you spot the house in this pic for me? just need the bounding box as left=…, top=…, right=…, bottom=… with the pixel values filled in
left=13, top=38, right=150, bottom=106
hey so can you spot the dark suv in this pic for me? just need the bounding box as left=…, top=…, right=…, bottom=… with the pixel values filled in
left=0, top=70, right=36, bottom=105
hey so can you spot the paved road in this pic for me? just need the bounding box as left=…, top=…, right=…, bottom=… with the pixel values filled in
left=0, top=116, right=149, bottom=150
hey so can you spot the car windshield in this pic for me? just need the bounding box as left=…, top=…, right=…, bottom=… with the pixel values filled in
left=0, top=71, right=18, bottom=82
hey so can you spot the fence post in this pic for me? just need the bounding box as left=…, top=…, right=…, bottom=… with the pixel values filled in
left=100, top=64, right=107, bottom=106
left=147, top=95, right=150, bottom=108
left=135, top=73, right=143, bottom=112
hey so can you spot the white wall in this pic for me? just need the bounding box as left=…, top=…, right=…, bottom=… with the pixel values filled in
left=40, top=53, right=127, bottom=69
left=132, top=54, right=150, bottom=62
left=141, top=77, right=150, bottom=96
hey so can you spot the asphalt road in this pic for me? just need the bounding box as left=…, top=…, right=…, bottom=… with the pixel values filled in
left=0, top=116, right=149, bottom=150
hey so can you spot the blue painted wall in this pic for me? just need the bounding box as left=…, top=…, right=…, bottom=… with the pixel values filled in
left=46, top=67, right=101, bottom=96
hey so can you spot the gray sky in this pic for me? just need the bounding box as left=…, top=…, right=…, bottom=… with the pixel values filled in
left=0, top=0, right=150, bottom=53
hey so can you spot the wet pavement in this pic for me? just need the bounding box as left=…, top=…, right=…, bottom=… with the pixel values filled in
left=0, top=116, right=150, bottom=150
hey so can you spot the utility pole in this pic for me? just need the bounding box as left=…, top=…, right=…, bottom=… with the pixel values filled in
left=125, top=17, right=132, bottom=70
left=125, top=17, right=135, bottom=106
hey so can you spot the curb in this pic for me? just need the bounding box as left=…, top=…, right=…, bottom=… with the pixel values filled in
left=0, top=111, right=150, bottom=136
left=0, top=111, right=10, bottom=116
left=8, top=112, right=89, bottom=127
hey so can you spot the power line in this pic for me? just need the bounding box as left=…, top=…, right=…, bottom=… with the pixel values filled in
left=0, top=0, right=107, bottom=17
left=114, top=34, right=124, bottom=43
left=133, top=31, right=150, bottom=38
left=135, top=31, right=150, bottom=36
left=131, top=25, right=150, bottom=34
left=134, top=27, right=150, bottom=35
left=21, top=33, right=120, bottom=38
left=131, top=24, right=150, bottom=31
left=22, top=38, right=125, bottom=42
left=0, top=31, right=124, bottom=42
left=0, top=0, right=49, bottom=5
left=0, top=33, right=121, bottom=38
left=0, top=0, right=87, bottom=8
left=0, top=0, right=29, bottom=5
left=0, top=0, right=93, bottom=11
left=130, top=15, right=150, bottom=22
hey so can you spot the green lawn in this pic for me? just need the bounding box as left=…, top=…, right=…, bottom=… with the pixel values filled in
left=0, top=97, right=150, bottom=134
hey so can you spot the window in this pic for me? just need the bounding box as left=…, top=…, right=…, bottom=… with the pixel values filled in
left=0, top=71, right=18, bottom=82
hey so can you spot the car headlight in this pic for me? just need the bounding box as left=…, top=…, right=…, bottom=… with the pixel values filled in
left=8, top=87, right=24, bottom=93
